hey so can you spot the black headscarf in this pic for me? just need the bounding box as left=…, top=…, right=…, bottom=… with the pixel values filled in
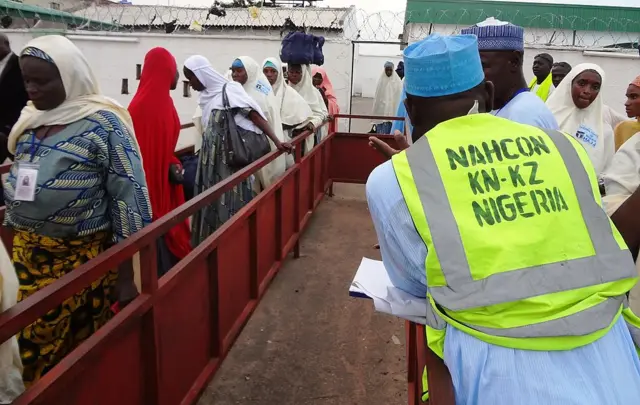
left=396, top=61, right=405, bottom=79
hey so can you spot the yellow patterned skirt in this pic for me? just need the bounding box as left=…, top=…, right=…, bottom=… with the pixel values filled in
left=11, top=230, right=118, bottom=386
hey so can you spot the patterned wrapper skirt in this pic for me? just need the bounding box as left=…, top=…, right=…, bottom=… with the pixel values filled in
left=11, top=230, right=117, bottom=386
left=191, top=110, right=256, bottom=247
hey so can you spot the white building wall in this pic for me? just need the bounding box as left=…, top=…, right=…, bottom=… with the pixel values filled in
left=6, top=29, right=639, bottom=133
left=354, top=53, right=403, bottom=98
left=4, top=30, right=352, bottom=147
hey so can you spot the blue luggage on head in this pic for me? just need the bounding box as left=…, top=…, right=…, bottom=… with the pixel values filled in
left=280, top=31, right=325, bottom=66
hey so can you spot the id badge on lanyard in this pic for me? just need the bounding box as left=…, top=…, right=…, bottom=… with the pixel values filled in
left=15, top=162, right=39, bottom=202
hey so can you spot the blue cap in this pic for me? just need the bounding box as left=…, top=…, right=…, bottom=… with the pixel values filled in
left=461, top=22, right=524, bottom=52
left=403, top=33, right=484, bottom=98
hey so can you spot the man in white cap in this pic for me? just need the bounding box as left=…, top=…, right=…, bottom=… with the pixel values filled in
left=366, top=32, right=640, bottom=404
left=461, top=18, right=558, bottom=130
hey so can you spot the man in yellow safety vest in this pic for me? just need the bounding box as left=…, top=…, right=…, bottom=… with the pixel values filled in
left=529, top=53, right=555, bottom=101
left=366, top=33, right=640, bottom=404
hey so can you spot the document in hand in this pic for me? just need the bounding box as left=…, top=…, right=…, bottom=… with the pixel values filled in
left=349, top=257, right=428, bottom=324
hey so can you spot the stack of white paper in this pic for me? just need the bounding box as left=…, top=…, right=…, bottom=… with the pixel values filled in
left=349, top=257, right=427, bottom=324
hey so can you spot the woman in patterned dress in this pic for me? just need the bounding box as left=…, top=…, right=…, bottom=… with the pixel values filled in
left=183, top=55, right=288, bottom=245
left=3, top=35, right=151, bottom=385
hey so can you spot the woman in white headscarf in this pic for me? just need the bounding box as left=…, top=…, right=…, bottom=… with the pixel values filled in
left=263, top=57, right=313, bottom=167
left=230, top=56, right=289, bottom=189
left=371, top=61, right=403, bottom=134
left=546, top=63, right=614, bottom=177
left=183, top=55, right=288, bottom=245
left=287, top=64, right=329, bottom=149
left=4, top=35, right=150, bottom=386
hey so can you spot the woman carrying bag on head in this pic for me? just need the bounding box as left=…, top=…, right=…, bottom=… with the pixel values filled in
left=263, top=57, right=313, bottom=168
left=183, top=55, right=290, bottom=245
left=288, top=64, right=328, bottom=150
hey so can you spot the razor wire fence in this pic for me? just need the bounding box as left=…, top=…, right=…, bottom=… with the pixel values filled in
left=1, top=3, right=639, bottom=50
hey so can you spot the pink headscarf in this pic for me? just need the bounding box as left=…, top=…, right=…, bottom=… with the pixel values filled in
left=312, top=66, right=340, bottom=116
left=631, top=75, right=640, bottom=88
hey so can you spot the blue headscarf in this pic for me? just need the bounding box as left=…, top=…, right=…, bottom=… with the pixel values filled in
left=231, top=58, right=244, bottom=69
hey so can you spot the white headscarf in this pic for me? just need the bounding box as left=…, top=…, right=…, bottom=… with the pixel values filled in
left=371, top=63, right=403, bottom=124
left=234, top=56, right=287, bottom=189
left=184, top=55, right=265, bottom=134
left=289, top=64, right=328, bottom=147
left=262, top=57, right=312, bottom=127
left=289, top=64, right=328, bottom=127
left=546, top=63, right=614, bottom=175
left=8, top=35, right=136, bottom=154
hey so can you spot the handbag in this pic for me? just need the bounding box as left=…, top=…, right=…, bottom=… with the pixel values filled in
left=168, top=163, right=184, bottom=184
left=180, top=152, right=198, bottom=201
left=222, top=83, right=271, bottom=168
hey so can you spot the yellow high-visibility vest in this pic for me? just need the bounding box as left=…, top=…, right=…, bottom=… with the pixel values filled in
left=391, top=114, right=640, bottom=401
left=529, top=74, right=554, bottom=101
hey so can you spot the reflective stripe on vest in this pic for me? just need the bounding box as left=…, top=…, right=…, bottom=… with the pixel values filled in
left=392, top=114, right=638, bottom=349
left=403, top=125, right=632, bottom=310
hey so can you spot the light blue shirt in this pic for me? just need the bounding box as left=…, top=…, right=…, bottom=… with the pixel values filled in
left=391, top=90, right=558, bottom=136
left=494, top=91, right=559, bottom=130
left=366, top=161, right=640, bottom=405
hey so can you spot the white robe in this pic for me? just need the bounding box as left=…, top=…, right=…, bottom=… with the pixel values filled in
left=290, top=65, right=328, bottom=150
left=262, top=57, right=313, bottom=168
left=235, top=56, right=287, bottom=191
left=371, top=69, right=403, bottom=124
left=185, top=55, right=267, bottom=153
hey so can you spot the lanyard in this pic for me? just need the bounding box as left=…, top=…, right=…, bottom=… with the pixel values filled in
left=29, top=127, right=53, bottom=162
left=495, top=88, right=529, bottom=115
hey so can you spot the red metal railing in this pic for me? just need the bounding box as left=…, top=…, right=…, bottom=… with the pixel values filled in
left=0, top=116, right=453, bottom=405
left=0, top=122, right=332, bottom=404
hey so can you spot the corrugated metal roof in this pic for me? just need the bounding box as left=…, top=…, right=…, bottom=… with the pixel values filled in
left=72, top=4, right=351, bottom=30
left=0, top=0, right=118, bottom=28
left=406, top=0, right=640, bottom=32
